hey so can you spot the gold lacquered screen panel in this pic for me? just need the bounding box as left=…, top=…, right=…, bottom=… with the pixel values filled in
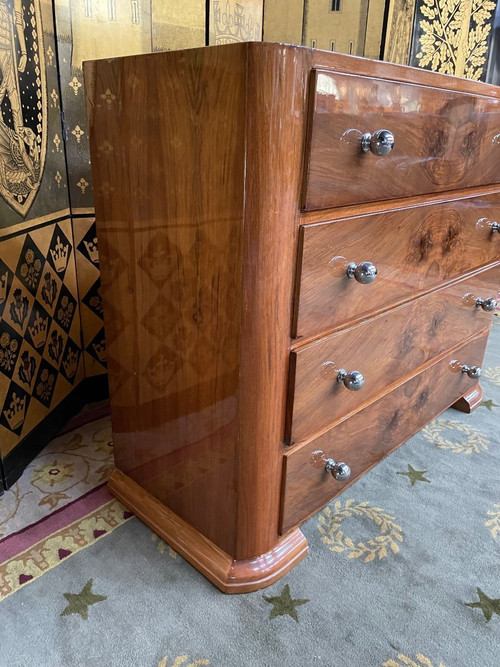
left=0, top=217, right=84, bottom=458
left=54, top=0, right=207, bottom=212
left=263, top=0, right=304, bottom=45
left=0, top=0, right=86, bottom=469
left=209, top=0, right=264, bottom=44
left=410, top=0, right=497, bottom=79
left=383, top=0, right=418, bottom=65
left=263, top=0, right=386, bottom=60
left=72, top=216, right=106, bottom=379
left=0, top=0, right=69, bottom=230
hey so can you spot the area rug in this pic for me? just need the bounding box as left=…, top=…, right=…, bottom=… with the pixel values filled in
left=0, top=317, right=499, bottom=666
left=0, top=415, right=114, bottom=539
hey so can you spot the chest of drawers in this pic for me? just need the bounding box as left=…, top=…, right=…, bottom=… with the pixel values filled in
left=85, top=42, right=500, bottom=593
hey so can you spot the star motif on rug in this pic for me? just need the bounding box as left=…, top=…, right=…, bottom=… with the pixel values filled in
left=481, top=399, right=499, bottom=411
left=263, top=583, right=309, bottom=622
left=397, top=464, right=430, bottom=486
left=61, top=579, right=107, bottom=619
left=465, top=588, right=500, bottom=622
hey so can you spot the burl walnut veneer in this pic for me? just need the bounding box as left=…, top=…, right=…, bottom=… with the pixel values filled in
left=84, top=43, right=500, bottom=593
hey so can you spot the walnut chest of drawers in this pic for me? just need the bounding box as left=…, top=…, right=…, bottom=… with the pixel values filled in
left=85, top=42, right=500, bottom=593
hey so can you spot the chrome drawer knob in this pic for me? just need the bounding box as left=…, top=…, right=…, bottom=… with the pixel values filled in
left=475, top=297, right=497, bottom=312
left=462, top=364, right=482, bottom=379
left=325, top=458, right=351, bottom=482
left=361, top=129, right=395, bottom=155
left=346, top=261, right=377, bottom=284
left=463, top=293, right=498, bottom=311
left=476, top=217, right=500, bottom=233
left=337, top=369, right=365, bottom=391
left=451, top=360, right=482, bottom=379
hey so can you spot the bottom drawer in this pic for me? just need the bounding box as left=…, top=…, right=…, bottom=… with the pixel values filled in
left=280, top=332, right=489, bottom=534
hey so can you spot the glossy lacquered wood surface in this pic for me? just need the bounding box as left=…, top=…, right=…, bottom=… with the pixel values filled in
left=310, top=49, right=500, bottom=100
left=233, top=44, right=312, bottom=560
left=86, top=45, right=246, bottom=556
left=110, top=470, right=309, bottom=594
left=303, top=69, right=500, bottom=210
left=86, top=42, right=500, bottom=592
left=451, top=383, right=484, bottom=413
left=281, top=332, right=489, bottom=533
left=287, top=265, right=499, bottom=444
left=294, top=193, right=500, bottom=340
left=85, top=43, right=311, bottom=561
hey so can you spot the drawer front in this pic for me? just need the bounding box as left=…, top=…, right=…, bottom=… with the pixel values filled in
left=303, top=69, right=500, bottom=211
left=281, top=332, right=488, bottom=533
left=295, top=195, right=500, bottom=340
left=287, top=264, right=499, bottom=444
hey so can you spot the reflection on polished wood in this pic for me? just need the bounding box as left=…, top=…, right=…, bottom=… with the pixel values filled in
left=281, top=332, right=490, bottom=533
left=86, top=43, right=500, bottom=593
left=304, top=69, right=500, bottom=210
left=288, top=265, right=499, bottom=444
left=294, top=194, right=500, bottom=340
left=451, top=383, right=484, bottom=413
left=86, top=43, right=311, bottom=590
left=109, top=469, right=308, bottom=594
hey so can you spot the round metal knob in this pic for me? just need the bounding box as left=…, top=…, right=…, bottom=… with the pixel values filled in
left=464, top=365, right=482, bottom=379
left=325, top=458, right=351, bottom=481
left=361, top=129, right=395, bottom=155
left=453, top=362, right=482, bottom=379
left=476, top=217, right=500, bottom=233
left=346, top=261, right=377, bottom=284
left=475, top=296, right=497, bottom=312
left=337, top=369, right=365, bottom=391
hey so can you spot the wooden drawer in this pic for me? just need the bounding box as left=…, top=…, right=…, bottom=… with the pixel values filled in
left=294, top=194, right=500, bottom=340
left=281, top=332, right=489, bottom=533
left=303, top=69, right=500, bottom=211
left=287, top=264, right=499, bottom=444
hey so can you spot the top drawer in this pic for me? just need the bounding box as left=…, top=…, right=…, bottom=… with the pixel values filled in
left=303, top=70, right=500, bottom=211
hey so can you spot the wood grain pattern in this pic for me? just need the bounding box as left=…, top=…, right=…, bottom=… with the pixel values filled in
left=85, top=42, right=499, bottom=592
left=234, top=43, right=312, bottom=560
left=300, top=184, right=500, bottom=225
left=86, top=46, right=247, bottom=556
left=451, top=383, right=483, bottom=413
left=281, top=332, right=490, bottom=533
left=310, top=49, right=500, bottom=100
left=303, top=69, right=500, bottom=211
left=85, top=43, right=312, bottom=561
left=109, top=469, right=309, bottom=594
left=294, top=193, right=500, bottom=340
left=287, top=265, right=499, bottom=444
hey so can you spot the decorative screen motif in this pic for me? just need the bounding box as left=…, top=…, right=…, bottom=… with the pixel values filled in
left=410, top=0, right=497, bottom=80
left=209, top=0, right=263, bottom=44
left=0, top=0, right=47, bottom=217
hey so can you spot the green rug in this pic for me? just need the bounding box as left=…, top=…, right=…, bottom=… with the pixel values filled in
left=1, top=318, right=499, bottom=666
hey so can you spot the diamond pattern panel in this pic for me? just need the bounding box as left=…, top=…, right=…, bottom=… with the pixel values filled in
left=77, top=222, right=99, bottom=266
left=81, top=278, right=102, bottom=319
left=0, top=322, right=23, bottom=380
left=15, top=235, right=45, bottom=296
left=0, top=258, right=14, bottom=319
left=32, top=359, right=58, bottom=408
left=86, top=327, right=106, bottom=368
left=0, top=381, right=31, bottom=436
left=25, top=300, right=52, bottom=353
left=53, top=284, right=77, bottom=333
left=36, top=262, right=61, bottom=314
left=13, top=341, right=41, bottom=394
left=46, top=224, right=73, bottom=282
left=73, top=217, right=107, bottom=379
left=0, top=218, right=84, bottom=458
